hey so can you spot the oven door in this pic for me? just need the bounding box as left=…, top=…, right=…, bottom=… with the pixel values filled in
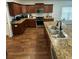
left=36, top=21, right=44, bottom=27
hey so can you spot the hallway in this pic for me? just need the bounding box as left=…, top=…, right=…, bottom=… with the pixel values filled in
left=6, top=28, right=51, bottom=59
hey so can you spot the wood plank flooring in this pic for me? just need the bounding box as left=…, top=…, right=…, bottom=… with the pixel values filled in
left=6, top=28, right=52, bottom=59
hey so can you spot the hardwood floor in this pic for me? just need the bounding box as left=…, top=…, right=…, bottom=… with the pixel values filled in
left=6, top=28, right=52, bottom=59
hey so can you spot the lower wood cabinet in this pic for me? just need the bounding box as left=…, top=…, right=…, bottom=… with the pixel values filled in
left=27, top=19, right=36, bottom=27
left=44, top=18, right=54, bottom=22
left=12, top=19, right=36, bottom=35
left=23, top=20, right=28, bottom=27
left=12, top=24, right=24, bottom=35
left=12, top=18, right=54, bottom=35
left=44, top=26, right=50, bottom=42
left=44, top=26, right=52, bottom=59
left=44, top=25, right=57, bottom=59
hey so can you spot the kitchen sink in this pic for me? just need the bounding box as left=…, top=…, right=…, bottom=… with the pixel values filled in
left=48, top=25, right=68, bottom=39
left=48, top=26, right=59, bottom=34
left=51, top=31, right=68, bottom=39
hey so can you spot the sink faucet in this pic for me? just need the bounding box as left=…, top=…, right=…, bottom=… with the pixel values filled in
left=56, top=20, right=63, bottom=31
left=56, top=21, right=59, bottom=27
left=60, top=21, right=63, bottom=31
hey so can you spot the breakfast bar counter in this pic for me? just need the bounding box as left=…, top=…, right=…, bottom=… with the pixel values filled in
left=12, top=18, right=36, bottom=24
left=44, top=21, right=72, bottom=59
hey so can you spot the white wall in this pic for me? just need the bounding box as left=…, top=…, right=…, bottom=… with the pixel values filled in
left=6, top=4, right=13, bottom=37
left=52, top=1, right=72, bottom=20
left=6, top=18, right=9, bottom=36
left=6, top=0, right=14, bottom=2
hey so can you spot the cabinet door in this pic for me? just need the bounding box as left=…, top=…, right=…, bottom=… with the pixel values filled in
left=21, top=5, right=26, bottom=13
left=28, top=5, right=36, bottom=13
left=23, top=20, right=28, bottom=27
left=44, top=19, right=54, bottom=21
left=35, top=3, right=44, bottom=8
left=8, top=2, right=22, bottom=16
left=13, top=3, right=22, bottom=15
left=35, top=3, right=44, bottom=12
left=44, top=4, right=53, bottom=13
left=27, top=20, right=36, bottom=27
left=8, top=2, right=14, bottom=16
left=12, top=24, right=23, bottom=35
left=21, top=5, right=28, bottom=13
left=12, top=21, right=27, bottom=35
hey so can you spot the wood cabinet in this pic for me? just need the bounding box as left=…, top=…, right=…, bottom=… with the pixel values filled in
left=23, top=20, right=28, bottom=27
left=35, top=4, right=53, bottom=13
left=21, top=5, right=36, bottom=13
left=8, top=2, right=22, bottom=16
left=44, top=24, right=56, bottom=59
left=12, top=23, right=24, bottom=35
left=28, top=5, right=36, bottom=13
left=12, top=19, right=28, bottom=35
left=12, top=19, right=36, bottom=35
left=44, top=18, right=54, bottom=22
left=35, top=3, right=44, bottom=8
left=35, top=3, right=44, bottom=12
left=21, top=5, right=28, bottom=13
left=27, top=19, right=36, bottom=27
left=44, top=4, right=53, bottom=13
left=44, top=27, right=49, bottom=40
left=8, top=2, right=53, bottom=16
left=44, top=26, right=52, bottom=59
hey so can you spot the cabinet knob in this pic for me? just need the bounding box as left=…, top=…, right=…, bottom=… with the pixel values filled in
left=15, top=25, right=18, bottom=27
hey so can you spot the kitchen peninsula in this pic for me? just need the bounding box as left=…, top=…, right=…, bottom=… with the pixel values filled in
left=44, top=21, right=72, bottom=59
left=11, top=17, right=54, bottom=35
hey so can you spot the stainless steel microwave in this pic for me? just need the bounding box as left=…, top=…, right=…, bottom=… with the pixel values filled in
left=37, top=8, right=44, bottom=13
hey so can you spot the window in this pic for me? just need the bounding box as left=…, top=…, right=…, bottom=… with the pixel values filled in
left=61, top=7, right=72, bottom=20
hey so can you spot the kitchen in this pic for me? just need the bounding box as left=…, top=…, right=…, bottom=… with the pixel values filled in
left=6, top=0, right=72, bottom=59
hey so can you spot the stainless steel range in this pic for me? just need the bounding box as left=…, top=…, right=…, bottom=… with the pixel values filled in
left=36, top=17, right=44, bottom=27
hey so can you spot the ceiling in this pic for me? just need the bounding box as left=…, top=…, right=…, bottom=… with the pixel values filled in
left=7, top=0, right=72, bottom=3
left=14, top=0, right=72, bottom=1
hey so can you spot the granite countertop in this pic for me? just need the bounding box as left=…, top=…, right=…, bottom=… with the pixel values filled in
left=44, top=21, right=72, bottom=59
left=12, top=17, right=54, bottom=24
left=12, top=18, right=36, bottom=24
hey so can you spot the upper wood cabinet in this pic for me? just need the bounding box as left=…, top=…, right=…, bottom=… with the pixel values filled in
left=8, top=2, right=22, bottom=16
left=21, top=5, right=28, bottom=13
left=35, top=3, right=53, bottom=13
left=28, top=5, right=36, bottom=13
left=7, top=2, right=53, bottom=16
left=27, top=19, right=36, bottom=27
left=44, top=4, right=53, bottom=13
left=35, top=3, right=44, bottom=8
left=21, top=5, right=36, bottom=13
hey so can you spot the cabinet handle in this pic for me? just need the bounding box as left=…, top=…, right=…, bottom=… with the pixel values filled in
left=15, top=25, right=18, bottom=27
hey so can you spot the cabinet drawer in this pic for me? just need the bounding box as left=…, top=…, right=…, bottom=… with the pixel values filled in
left=44, top=19, right=54, bottom=21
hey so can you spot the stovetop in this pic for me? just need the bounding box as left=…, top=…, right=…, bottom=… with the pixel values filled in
left=36, top=17, right=44, bottom=21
